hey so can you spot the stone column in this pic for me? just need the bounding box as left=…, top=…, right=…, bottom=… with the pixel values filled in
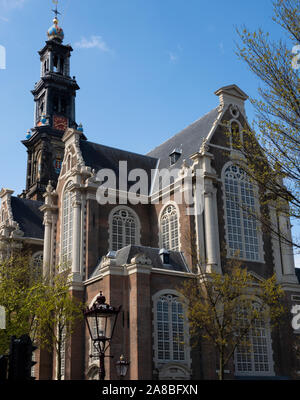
left=71, top=193, right=81, bottom=281
left=41, top=182, right=57, bottom=278
left=191, top=144, right=221, bottom=274
left=127, top=254, right=152, bottom=380
left=43, top=212, right=52, bottom=278
left=269, top=206, right=283, bottom=281
left=279, top=213, right=297, bottom=283
left=204, top=184, right=221, bottom=273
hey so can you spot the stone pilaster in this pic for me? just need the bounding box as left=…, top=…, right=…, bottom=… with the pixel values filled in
left=278, top=212, right=298, bottom=283
left=127, top=254, right=153, bottom=380
left=190, top=145, right=221, bottom=274
left=40, top=181, right=58, bottom=278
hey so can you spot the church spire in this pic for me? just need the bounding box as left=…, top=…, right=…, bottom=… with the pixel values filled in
left=21, top=1, right=80, bottom=201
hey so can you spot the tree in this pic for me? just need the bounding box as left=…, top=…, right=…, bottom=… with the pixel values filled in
left=34, top=269, right=83, bottom=381
left=0, top=253, right=83, bottom=380
left=180, top=259, right=284, bottom=380
left=0, top=253, right=45, bottom=355
left=234, top=0, right=300, bottom=248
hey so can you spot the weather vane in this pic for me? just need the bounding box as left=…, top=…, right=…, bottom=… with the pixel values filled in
left=52, top=0, right=61, bottom=18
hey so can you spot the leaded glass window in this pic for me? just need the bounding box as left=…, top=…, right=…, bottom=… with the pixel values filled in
left=111, top=208, right=138, bottom=251
left=224, top=165, right=260, bottom=261
left=156, top=294, right=186, bottom=362
left=235, top=303, right=273, bottom=375
left=160, top=205, right=179, bottom=251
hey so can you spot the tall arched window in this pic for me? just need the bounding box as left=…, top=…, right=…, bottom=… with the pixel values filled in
left=234, top=302, right=274, bottom=376
left=62, top=182, right=73, bottom=264
left=160, top=205, right=179, bottom=251
left=110, top=207, right=140, bottom=251
left=31, top=252, right=43, bottom=278
left=153, top=292, right=189, bottom=364
left=224, top=165, right=261, bottom=261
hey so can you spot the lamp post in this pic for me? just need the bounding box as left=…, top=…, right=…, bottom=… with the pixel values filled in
left=84, top=292, right=121, bottom=380
left=116, top=354, right=130, bottom=379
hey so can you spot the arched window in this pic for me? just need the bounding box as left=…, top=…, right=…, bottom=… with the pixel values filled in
left=154, top=293, right=189, bottom=363
left=62, top=182, right=73, bottom=264
left=160, top=205, right=179, bottom=251
left=110, top=207, right=140, bottom=251
left=224, top=164, right=261, bottom=261
left=234, top=302, right=274, bottom=376
left=32, top=252, right=43, bottom=278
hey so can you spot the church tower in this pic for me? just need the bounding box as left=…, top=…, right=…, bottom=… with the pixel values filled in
left=21, top=7, right=80, bottom=201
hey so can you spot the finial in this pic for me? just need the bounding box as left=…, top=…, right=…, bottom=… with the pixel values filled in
left=47, top=0, right=64, bottom=42
left=52, top=0, right=61, bottom=19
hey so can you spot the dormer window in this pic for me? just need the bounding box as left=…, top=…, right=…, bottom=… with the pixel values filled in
left=159, top=248, right=170, bottom=265
left=169, top=148, right=182, bottom=166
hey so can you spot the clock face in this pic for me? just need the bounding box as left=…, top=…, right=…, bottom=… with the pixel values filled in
left=53, top=115, right=68, bottom=132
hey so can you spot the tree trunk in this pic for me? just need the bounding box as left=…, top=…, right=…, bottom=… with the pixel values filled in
left=219, top=350, right=224, bottom=380
left=57, top=345, right=61, bottom=380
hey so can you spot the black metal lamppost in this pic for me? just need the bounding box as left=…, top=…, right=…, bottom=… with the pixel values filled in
left=84, top=292, right=121, bottom=380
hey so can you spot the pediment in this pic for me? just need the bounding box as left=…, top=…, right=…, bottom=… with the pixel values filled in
left=214, top=84, right=248, bottom=101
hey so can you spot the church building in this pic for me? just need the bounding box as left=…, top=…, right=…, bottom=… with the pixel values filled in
left=0, top=11, right=300, bottom=380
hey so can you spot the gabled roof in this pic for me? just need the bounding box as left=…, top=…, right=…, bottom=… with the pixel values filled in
left=10, top=197, right=44, bottom=239
left=214, top=84, right=249, bottom=101
left=90, top=245, right=190, bottom=278
left=147, top=107, right=219, bottom=170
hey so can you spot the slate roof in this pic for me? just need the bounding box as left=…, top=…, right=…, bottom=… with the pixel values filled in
left=80, top=140, right=158, bottom=193
left=10, top=197, right=44, bottom=239
left=90, top=245, right=190, bottom=279
left=147, top=107, right=219, bottom=170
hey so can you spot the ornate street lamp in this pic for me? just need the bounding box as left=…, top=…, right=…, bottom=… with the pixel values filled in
left=84, top=292, right=121, bottom=380
left=116, top=355, right=130, bottom=379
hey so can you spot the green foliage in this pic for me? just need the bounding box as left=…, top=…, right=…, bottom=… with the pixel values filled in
left=180, top=261, right=284, bottom=380
left=0, top=255, right=83, bottom=380
left=0, top=254, right=45, bottom=354
left=33, top=268, right=83, bottom=380
left=234, top=0, right=300, bottom=247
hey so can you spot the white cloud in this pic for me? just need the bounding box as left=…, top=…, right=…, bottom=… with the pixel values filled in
left=0, top=16, right=9, bottom=22
left=75, top=36, right=112, bottom=53
left=167, top=45, right=183, bottom=64
left=219, top=41, right=225, bottom=55
left=168, top=51, right=178, bottom=63
left=0, top=0, right=26, bottom=9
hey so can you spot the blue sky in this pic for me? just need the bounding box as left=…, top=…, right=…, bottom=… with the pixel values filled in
left=0, top=0, right=298, bottom=266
